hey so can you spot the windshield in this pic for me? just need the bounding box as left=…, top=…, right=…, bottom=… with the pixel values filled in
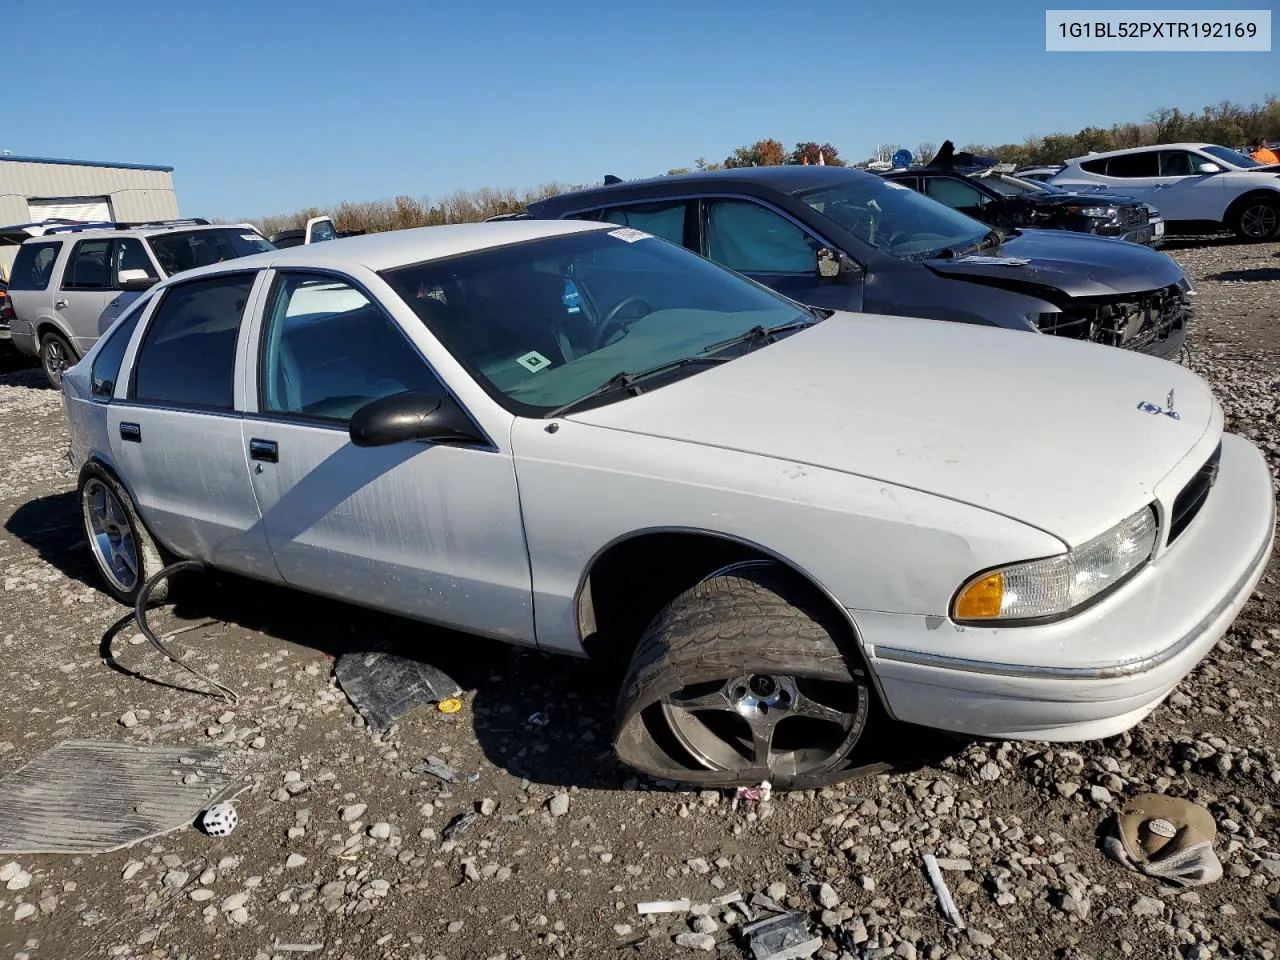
left=380, top=229, right=813, bottom=416
left=147, top=228, right=275, bottom=275
left=798, top=177, right=989, bottom=260
left=975, top=172, right=1045, bottom=196
left=1202, top=145, right=1262, bottom=168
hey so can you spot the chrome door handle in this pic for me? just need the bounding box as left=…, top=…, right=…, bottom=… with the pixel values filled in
left=55, top=298, right=68, bottom=309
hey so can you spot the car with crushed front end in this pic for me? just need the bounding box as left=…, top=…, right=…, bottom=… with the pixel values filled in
left=881, top=165, right=1163, bottom=246
left=60, top=220, right=1275, bottom=790
left=523, top=167, right=1194, bottom=362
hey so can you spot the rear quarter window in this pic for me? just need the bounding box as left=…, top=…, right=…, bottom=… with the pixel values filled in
left=8, top=241, right=62, bottom=291
left=1079, top=158, right=1109, bottom=174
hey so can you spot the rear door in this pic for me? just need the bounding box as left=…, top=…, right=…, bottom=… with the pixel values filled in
left=4, top=239, right=63, bottom=341
left=107, top=269, right=276, bottom=577
left=1083, top=151, right=1163, bottom=212
left=58, top=239, right=120, bottom=353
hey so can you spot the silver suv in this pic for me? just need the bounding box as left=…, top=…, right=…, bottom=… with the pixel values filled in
left=7, top=219, right=276, bottom=387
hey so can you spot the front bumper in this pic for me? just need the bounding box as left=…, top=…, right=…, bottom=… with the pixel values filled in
left=858, top=433, right=1275, bottom=742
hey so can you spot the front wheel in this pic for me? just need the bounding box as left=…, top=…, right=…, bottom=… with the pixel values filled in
left=40, top=331, right=75, bottom=389
left=614, top=563, right=875, bottom=790
left=1230, top=197, right=1280, bottom=242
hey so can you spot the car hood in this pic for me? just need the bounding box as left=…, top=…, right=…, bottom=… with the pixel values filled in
left=569, top=314, right=1217, bottom=545
left=1025, top=190, right=1146, bottom=207
left=924, top=229, right=1185, bottom=297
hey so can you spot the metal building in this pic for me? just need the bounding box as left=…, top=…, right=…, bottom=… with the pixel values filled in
left=0, top=154, right=179, bottom=226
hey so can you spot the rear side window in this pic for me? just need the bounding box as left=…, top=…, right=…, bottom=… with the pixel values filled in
left=8, top=241, right=61, bottom=291
left=1105, top=152, right=1159, bottom=178
left=132, top=273, right=256, bottom=410
left=90, top=297, right=149, bottom=399
left=62, top=239, right=113, bottom=290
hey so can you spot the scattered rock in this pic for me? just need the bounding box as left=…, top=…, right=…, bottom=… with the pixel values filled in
left=548, top=793, right=570, bottom=818
left=340, top=803, right=368, bottom=822
left=674, top=932, right=716, bottom=951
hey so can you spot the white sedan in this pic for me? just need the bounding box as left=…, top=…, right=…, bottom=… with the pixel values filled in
left=59, top=220, right=1275, bottom=789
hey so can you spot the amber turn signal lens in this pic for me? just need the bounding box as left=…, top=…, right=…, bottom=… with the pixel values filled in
left=955, top=573, right=1004, bottom=620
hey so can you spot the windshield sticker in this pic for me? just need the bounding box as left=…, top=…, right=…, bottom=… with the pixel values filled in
left=241, top=233, right=263, bottom=242
left=516, top=351, right=552, bottom=373
left=954, top=256, right=1030, bottom=266
left=882, top=181, right=909, bottom=190
left=609, top=227, right=650, bottom=243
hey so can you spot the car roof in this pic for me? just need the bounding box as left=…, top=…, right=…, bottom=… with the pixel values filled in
left=1065, top=142, right=1216, bottom=163
left=18, top=222, right=259, bottom=243
left=528, top=165, right=873, bottom=213
left=147, top=220, right=611, bottom=280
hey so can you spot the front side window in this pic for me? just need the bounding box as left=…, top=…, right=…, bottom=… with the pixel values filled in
left=90, top=295, right=151, bottom=399
left=799, top=175, right=989, bottom=260
left=8, top=241, right=61, bottom=291
left=259, top=273, right=445, bottom=423
left=703, top=199, right=819, bottom=273
left=132, top=273, right=256, bottom=410
left=114, top=237, right=159, bottom=286
left=923, top=177, right=988, bottom=211
left=591, top=201, right=688, bottom=245
left=379, top=229, right=813, bottom=416
left=1105, top=152, right=1159, bottom=177
left=62, top=239, right=112, bottom=290
left=147, top=228, right=275, bottom=276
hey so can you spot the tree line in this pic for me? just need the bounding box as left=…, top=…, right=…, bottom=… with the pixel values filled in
left=235, top=95, right=1278, bottom=235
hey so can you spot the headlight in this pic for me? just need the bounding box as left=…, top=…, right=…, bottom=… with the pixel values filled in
left=1066, top=205, right=1118, bottom=219
left=952, top=506, right=1158, bottom=623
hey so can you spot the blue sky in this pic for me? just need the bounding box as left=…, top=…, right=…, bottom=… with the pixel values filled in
left=3, top=0, right=1275, bottom=219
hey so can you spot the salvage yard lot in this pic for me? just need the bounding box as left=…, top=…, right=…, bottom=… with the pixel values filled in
left=0, top=238, right=1277, bottom=960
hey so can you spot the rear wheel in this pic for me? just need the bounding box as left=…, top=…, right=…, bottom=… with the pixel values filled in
left=1230, top=197, right=1280, bottom=241
left=614, top=562, right=874, bottom=790
left=79, top=464, right=168, bottom=606
left=40, top=331, right=75, bottom=389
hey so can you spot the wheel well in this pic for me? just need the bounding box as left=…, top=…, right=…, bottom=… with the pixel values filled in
left=575, top=531, right=867, bottom=675
left=1224, top=189, right=1280, bottom=222
left=35, top=321, right=75, bottom=353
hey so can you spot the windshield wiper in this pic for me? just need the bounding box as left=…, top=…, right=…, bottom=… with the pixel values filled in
left=544, top=355, right=731, bottom=419
left=936, top=229, right=1003, bottom=259
left=700, top=316, right=817, bottom=356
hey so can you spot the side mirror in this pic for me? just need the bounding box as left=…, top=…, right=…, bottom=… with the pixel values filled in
left=816, top=247, right=859, bottom=283
left=117, top=269, right=157, bottom=291
left=1196, top=162, right=1222, bottom=174
left=348, top=390, right=483, bottom=448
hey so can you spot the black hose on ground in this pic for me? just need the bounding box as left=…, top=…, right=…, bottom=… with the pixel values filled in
left=133, top=560, right=239, bottom=705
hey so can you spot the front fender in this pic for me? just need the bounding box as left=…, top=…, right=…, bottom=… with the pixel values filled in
left=511, top=419, right=1063, bottom=655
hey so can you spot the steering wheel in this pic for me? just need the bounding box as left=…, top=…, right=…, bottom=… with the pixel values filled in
left=593, top=296, right=653, bottom=350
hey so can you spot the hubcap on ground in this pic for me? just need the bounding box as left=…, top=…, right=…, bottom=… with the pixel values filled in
left=660, top=672, right=863, bottom=777
left=1241, top=204, right=1278, bottom=239
left=83, top=479, right=139, bottom=593
left=44, top=340, right=67, bottom=384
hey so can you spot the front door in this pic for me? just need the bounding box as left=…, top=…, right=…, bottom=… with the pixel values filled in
left=244, top=270, right=534, bottom=645
left=699, top=197, right=863, bottom=312
left=1149, top=150, right=1226, bottom=221
left=108, top=269, right=276, bottom=578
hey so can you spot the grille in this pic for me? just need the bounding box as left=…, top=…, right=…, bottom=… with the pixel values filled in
left=1168, top=443, right=1222, bottom=544
left=1115, top=206, right=1148, bottom=228
left=1036, top=282, right=1190, bottom=351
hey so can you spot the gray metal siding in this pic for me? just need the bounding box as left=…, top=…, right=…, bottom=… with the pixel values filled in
left=0, top=160, right=178, bottom=224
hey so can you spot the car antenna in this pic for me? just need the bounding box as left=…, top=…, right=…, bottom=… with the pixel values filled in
left=603, top=174, right=623, bottom=185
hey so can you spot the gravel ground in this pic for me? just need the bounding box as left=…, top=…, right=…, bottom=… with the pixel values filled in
left=0, top=237, right=1277, bottom=960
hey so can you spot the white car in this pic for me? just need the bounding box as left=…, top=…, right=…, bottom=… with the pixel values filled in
left=1050, top=143, right=1280, bottom=241
left=59, top=221, right=1275, bottom=789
